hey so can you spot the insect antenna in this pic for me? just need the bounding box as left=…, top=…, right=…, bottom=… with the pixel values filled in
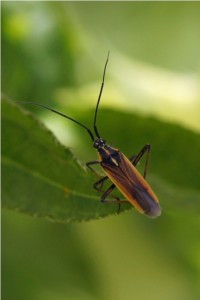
left=16, top=101, right=95, bottom=142
left=93, top=51, right=110, bottom=138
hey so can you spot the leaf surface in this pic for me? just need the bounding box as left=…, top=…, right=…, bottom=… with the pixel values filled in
left=2, top=100, right=200, bottom=222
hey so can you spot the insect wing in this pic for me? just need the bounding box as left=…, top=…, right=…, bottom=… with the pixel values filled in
left=101, top=152, right=161, bottom=218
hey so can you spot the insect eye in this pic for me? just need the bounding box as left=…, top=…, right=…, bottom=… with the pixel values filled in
left=93, top=141, right=99, bottom=148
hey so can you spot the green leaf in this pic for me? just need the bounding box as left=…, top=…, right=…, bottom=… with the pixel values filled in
left=2, top=100, right=131, bottom=222
left=2, top=99, right=200, bottom=222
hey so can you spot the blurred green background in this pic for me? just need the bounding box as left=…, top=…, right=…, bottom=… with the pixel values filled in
left=2, top=2, right=200, bottom=300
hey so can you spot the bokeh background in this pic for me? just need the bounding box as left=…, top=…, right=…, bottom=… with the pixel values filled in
left=2, top=2, right=200, bottom=300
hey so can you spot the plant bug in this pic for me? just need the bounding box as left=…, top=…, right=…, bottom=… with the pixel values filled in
left=17, top=52, right=161, bottom=218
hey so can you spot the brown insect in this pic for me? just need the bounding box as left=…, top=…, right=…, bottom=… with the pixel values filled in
left=17, top=52, right=161, bottom=218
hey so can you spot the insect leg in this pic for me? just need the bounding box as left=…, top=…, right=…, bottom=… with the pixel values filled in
left=93, top=176, right=109, bottom=192
left=131, top=144, right=151, bottom=179
left=86, top=160, right=110, bottom=190
left=101, top=183, right=116, bottom=203
left=87, top=161, right=122, bottom=212
left=129, top=155, right=137, bottom=163
left=101, top=184, right=128, bottom=214
left=86, top=160, right=101, bottom=176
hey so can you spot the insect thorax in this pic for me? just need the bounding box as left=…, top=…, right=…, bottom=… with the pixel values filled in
left=94, top=140, right=119, bottom=166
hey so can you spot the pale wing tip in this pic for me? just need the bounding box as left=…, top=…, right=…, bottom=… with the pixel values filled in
left=146, top=204, right=162, bottom=219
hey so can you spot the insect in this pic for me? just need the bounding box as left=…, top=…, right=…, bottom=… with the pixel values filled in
left=17, top=52, right=161, bottom=218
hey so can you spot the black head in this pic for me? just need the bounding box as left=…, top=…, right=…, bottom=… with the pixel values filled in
left=93, top=138, right=106, bottom=150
